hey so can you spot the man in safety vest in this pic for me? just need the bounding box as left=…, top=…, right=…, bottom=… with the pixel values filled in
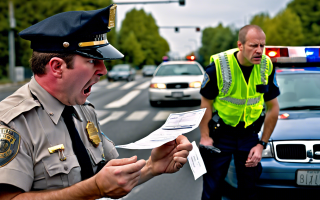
left=199, top=25, right=280, bottom=199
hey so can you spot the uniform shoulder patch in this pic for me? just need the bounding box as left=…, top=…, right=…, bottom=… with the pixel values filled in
left=201, top=72, right=210, bottom=89
left=0, top=127, right=20, bottom=167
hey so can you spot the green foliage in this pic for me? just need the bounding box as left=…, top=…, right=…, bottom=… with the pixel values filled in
left=118, top=8, right=170, bottom=68
left=250, top=9, right=304, bottom=46
left=0, top=0, right=113, bottom=79
left=199, top=23, right=238, bottom=66
left=288, top=0, right=320, bottom=45
left=265, top=9, right=304, bottom=46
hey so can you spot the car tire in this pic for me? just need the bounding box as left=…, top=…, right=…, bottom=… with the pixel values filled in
left=149, top=100, right=159, bottom=107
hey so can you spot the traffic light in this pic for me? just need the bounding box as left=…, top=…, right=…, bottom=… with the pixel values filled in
left=196, top=27, right=200, bottom=32
left=179, top=0, right=185, bottom=6
left=175, top=27, right=179, bottom=32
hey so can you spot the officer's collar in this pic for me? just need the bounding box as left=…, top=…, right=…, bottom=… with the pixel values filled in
left=29, top=77, right=82, bottom=124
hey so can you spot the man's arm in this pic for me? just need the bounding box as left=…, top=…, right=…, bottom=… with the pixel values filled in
left=199, top=96, right=214, bottom=146
left=245, top=97, right=279, bottom=167
left=0, top=157, right=146, bottom=200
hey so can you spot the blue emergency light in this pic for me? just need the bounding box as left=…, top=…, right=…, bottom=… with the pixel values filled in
left=305, top=48, right=320, bottom=62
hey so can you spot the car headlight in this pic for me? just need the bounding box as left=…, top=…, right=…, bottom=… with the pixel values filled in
left=262, top=142, right=274, bottom=158
left=189, top=81, right=201, bottom=88
left=150, top=83, right=166, bottom=89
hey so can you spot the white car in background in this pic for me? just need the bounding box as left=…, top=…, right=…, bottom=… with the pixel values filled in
left=148, top=61, right=205, bottom=107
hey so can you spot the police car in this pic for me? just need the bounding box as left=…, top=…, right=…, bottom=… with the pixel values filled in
left=225, top=46, right=320, bottom=196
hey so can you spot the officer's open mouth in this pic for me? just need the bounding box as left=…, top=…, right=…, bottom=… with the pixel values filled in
left=84, top=85, right=92, bottom=94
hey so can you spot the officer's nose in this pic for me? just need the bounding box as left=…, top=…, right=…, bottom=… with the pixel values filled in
left=96, top=60, right=107, bottom=76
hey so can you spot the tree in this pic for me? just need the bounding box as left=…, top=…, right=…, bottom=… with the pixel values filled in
left=120, top=31, right=145, bottom=66
left=118, top=8, right=170, bottom=68
left=264, top=9, right=304, bottom=46
left=199, top=23, right=237, bottom=66
left=288, top=0, right=320, bottom=45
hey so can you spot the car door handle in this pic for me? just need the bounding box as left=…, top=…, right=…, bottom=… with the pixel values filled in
left=315, top=151, right=320, bottom=155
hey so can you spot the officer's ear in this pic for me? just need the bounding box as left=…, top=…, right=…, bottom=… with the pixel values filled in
left=48, top=57, right=65, bottom=78
left=237, top=41, right=243, bottom=51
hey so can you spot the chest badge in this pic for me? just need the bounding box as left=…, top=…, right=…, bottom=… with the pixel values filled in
left=86, top=121, right=101, bottom=147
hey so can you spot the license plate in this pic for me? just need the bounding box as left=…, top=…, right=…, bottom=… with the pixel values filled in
left=296, top=170, right=320, bottom=186
left=172, top=92, right=183, bottom=98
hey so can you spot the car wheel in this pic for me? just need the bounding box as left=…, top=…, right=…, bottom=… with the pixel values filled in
left=149, top=100, right=159, bottom=107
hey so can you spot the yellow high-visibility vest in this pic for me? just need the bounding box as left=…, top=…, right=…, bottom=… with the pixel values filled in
left=211, top=48, right=273, bottom=128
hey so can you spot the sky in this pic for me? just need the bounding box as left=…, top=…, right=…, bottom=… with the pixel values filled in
left=115, top=0, right=293, bottom=58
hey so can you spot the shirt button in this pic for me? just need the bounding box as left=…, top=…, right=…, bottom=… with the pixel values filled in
left=49, top=113, right=54, bottom=116
left=64, top=166, right=68, bottom=171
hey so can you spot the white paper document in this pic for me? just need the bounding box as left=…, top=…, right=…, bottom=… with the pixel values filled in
left=188, top=141, right=207, bottom=180
left=116, top=108, right=206, bottom=149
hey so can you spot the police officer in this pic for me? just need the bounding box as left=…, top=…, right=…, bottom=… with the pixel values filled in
left=0, top=4, right=192, bottom=199
left=199, top=25, right=280, bottom=200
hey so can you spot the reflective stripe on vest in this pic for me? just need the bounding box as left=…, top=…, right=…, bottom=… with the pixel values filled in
left=218, top=52, right=232, bottom=95
left=260, top=57, right=268, bottom=85
left=221, top=96, right=261, bottom=106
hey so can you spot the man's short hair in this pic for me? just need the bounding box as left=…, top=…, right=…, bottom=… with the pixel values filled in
left=238, top=25, right=264, bottom=44
left=30, top=52, right=76, bottom=75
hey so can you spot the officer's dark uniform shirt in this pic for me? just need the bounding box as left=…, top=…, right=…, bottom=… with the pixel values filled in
left=200, top=52, right=280, bottom=101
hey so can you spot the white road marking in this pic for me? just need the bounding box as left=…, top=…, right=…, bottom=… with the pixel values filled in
left=135, top=81, right=150, bottom=89
left=125, top=111, right=149, bottom=121
left=106, top=82, right=121, bottom=89
left=153, top=111, right=174, bottom=121
left=94, top=110, right=109, bottom=119
left=99, top=111, right=126, bottom=125
left=120, top=81, right=137, bottom=90
left=104, top=90, right=141, bottom=108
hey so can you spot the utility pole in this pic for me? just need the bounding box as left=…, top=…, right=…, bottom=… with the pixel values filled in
left=8, top=0, right=16, bottom=83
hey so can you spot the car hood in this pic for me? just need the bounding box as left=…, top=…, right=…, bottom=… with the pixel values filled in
left=270, top=111, right=320, bottom=141
left=151, top=75, right=203, bottom=83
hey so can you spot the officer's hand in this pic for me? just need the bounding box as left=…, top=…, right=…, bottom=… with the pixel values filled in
left=200, top=135, right=214, bottom=146
left=245, top=144, right=263, bottom=167
left=95, top=156, right=146, bottom=199
left=149, top=135, right=192, bottom=175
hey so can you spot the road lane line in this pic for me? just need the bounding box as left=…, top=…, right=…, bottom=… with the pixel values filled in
left=120, top=81, right=137, bottom=90
left=153, top=111, right=174, bottom=121
left=125, top=111, right=149, bottom=121
left=104, top=90, right=141, bottom=108
left=106, top=82, right=121, bottom=89
left=99, top=111, right=126, bottom=125
left=94, top=110, right=109, bottom=119
left=135, top=81, right=150, bottom=89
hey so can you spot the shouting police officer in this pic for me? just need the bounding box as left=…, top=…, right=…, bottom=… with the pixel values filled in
left=0, top=4, right=192, bottom=199
left=199, top=25, right=280, bottom=199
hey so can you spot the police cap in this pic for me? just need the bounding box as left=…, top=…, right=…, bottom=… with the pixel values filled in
left=19, top=4, right=123, bottom=60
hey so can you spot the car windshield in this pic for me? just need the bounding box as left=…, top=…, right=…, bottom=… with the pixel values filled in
left=112, top=65, right=130, bottom=72
left=143, top=66, right=156, bottom=70
left=155, top=64, right=203, bottom=76
left=277, top=73, right=320, bottom=110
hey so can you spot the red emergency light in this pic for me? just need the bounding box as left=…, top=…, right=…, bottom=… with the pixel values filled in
left=265, top=48, right=289, bottom=58
left=186, top=55, right=196, bottom=61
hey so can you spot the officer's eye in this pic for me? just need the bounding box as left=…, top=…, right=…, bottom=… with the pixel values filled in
left=88, top=60, right=96, bottom=64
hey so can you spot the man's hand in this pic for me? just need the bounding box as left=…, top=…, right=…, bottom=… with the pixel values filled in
left=200, top=135, right=213, bottom=146
left=245, top=144, right=263, bottom=167
left=149, top=135, right=192, bottom=176
left=95, top=156, right=146, bottom=199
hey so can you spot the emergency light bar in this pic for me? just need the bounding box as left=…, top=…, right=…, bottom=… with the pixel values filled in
left=265, top=46, right=320, bottom=63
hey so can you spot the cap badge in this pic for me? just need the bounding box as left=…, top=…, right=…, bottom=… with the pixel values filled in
left=63, top=42, right=70, bottom=48
left=108, top=4, right=117, bottom=29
